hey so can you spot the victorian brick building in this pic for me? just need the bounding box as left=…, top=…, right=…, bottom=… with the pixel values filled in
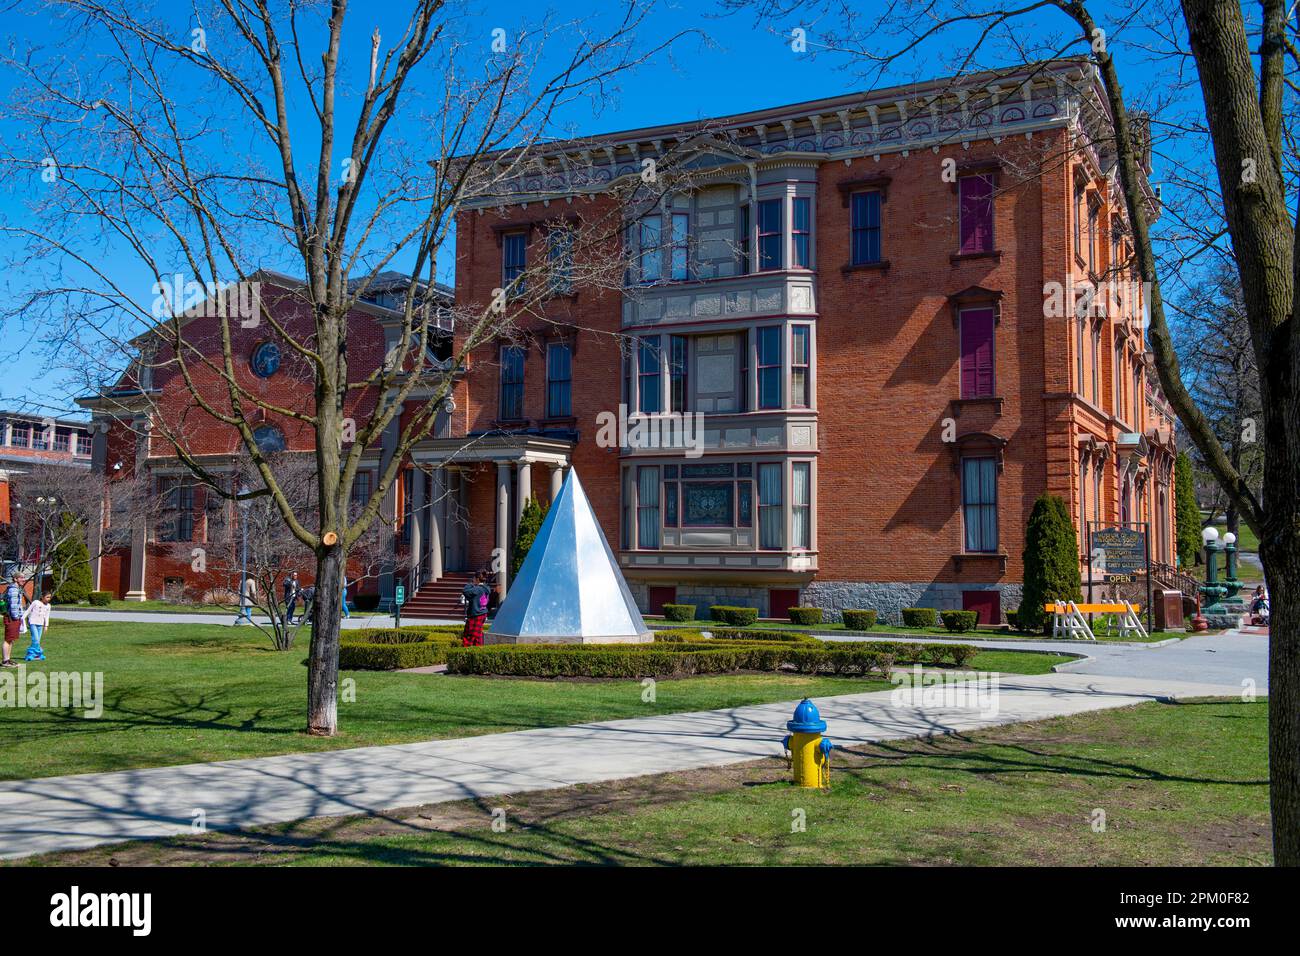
left=430, top=57, right=1178, bottom=624
left=79, top=58, right=1178, bottom=623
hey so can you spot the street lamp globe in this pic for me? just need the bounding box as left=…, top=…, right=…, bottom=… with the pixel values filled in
left=1202, top=526, right=1219, bottom=545
left=1223, top=532, right=1236, bottom=546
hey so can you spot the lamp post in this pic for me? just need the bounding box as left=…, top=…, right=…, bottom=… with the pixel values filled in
left=34, top=495, right=57, bottom=592
left=235, top=484, right=251, bottom=624
left=1199, top=525, right=1231, bottom=626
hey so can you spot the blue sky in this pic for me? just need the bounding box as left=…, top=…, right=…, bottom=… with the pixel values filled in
left=0, top=0, right=1203, bottom=419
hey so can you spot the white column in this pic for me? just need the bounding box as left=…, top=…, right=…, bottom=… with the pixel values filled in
left=428, top=466, right=444, bottom=581
left=495, top=462, right=510, bottom=598
left=409, top=467, right=425, bottom=588
left=516, top=459, right=532, bottom=523
left=550, top=463, right=564, bottom=500
left=124, top=419, right=150, bottom=601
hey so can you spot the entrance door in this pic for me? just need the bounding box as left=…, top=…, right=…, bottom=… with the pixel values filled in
left=769, top=588, right=801, bottom=620
left=648, top=586, right=677, bottom=615
left=962, top=590, right=1000, bottom=626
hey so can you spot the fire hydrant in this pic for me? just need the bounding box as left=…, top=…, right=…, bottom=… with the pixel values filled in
left=783, top=698, right=834, bottom=788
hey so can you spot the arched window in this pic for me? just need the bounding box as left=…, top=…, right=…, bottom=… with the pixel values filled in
left=253, top=424, right=286, bottom=454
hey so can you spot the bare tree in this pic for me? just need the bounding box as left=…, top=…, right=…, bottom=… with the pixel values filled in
left=726, top=0, right=1299, bottom=864
left=2, top=462, right=105, bottom=596
left=1, top=0, right=694, bottom=735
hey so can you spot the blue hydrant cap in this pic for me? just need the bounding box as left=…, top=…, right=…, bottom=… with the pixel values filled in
left=786, top=698, right=827, bottom=733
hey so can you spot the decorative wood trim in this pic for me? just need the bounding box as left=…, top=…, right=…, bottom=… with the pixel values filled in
left=949, top=396, right=1004, bottom=418
left=841, top=259, right=891, bottom=275
left=947, top=159, right=1002, bottom=193
left=490, top=222, right=536, bottom=247
left=948, top=431, right=1008, bottom=473
left=948, top=285, right=1003, bottom=326
left=837, top=174, right=892, bottom=207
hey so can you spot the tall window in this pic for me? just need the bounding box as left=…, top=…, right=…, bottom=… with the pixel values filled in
left=1076, top=318, right=1086, bottom=395
left=499, top=346, right=525, bottom=420
left=791, top=326, right=811, bottom=407
left=76, top=433, right=92, bottom=456
left=958, top=173, right=994, bottom=254
left=158, top=478, right=194, bottom=543
left=502, top=232, right=527, bottom=292
left=639, top=215, right=662, bottom=282
left=1073, top=178, right=1086, bottom=258
left=791, top=462, right=811, bottom=549
left=1079, top=456, right=1089, bottom=558
left=959, top=307, right=995, bottom=399
left=791, top=197, right=811, bottom=268
left=1093, top=458, right=1103, bottom=525
left=757, top=326, right=782, bottom=410
left=637, top=466, right=660, bottom=549
left=1114, top=340, right=1125, bottom=417
left=638, top=336, right=662, bottom=414
left=351, top=471, right=372, bottom=511
left=738, top=204, right=751, bottom=274
left=758, top=462, right=783, bottom=550
left=1087, top=199, right=1100, bottom=274
left=962, top=457, right=998, bottom=553
left=53, top=429, right=70, bottom=453
left=9, top=422, right=28, bottom=447
left=546, top=227, right=573, bottom=295
left=850, top=191, right=882, bottom=265
left=546, top=342, right=572, bottom=418
left=669, top=335, right=688, bottom=413
left=32, top=426, right=47, bottom=450
left=670, top=213, right=689, bottom=281
left=757, top=199, right=782, bottom=271
left=1090, top=323, right=1101, bottom=404
left=1132, top=363, right=1143, bottom=426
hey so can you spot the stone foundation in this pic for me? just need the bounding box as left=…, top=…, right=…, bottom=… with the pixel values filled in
left=802, top=581, right=1023, bottom=626
left=630, top=578, right=1023, bottom=626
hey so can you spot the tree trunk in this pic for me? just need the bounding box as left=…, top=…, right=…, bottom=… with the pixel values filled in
left=307, top=545, right=345, bottom=736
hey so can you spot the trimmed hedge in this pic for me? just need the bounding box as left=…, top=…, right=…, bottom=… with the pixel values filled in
left=709, top=605, right=759, bottom=626
left=338, top=626, right=463, bottom=670
left=339, top=642, right=449, bottom=670
left=662, top=603, right=696, bottom=622
left=940, top=610, right=980, bottom=633
left=87, top=591, right=113, bottom=607
left=901, top=607, right=938, bottom=628
left=840, top=609, right=877, bottom=630
left=442, top=637, right=983, bottom=679
left=787, top=606, right=823, bottom=626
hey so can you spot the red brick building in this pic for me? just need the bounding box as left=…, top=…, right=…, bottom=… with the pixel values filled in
left=77, top=270, right=452, bottom=603
left=421, top=58, right=1177, bottom=624
left=79, top=59, right=1178, bottom=623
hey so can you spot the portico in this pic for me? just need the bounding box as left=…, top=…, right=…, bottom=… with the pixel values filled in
left=408, top=434, right=572, bottom=598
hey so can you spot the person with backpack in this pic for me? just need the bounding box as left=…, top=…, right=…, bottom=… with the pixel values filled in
left=2, top=575, right=26, bottom=668
left=460, top=570, right=491, bottom=646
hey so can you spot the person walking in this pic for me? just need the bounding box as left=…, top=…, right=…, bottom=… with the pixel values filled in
left=22, top=590, right=51, bottom=662
left=340, top=574, right=350, bottom=619
left=460, top=570, right=490, bottom=647
left=3, top=575, right=26, bottom=668
left=283, top=572, right=299, bottom=625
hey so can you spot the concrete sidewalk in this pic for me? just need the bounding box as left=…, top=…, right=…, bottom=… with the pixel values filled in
left=0, top=669, right=1241, bottom=861
left=55, top=609, right=460, bottom=627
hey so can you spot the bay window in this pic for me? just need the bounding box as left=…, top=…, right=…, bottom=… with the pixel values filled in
left=637, top=336, right=662, bottom=413
left=791, top=462, right=811, bottom=549
left=791, top=326, right=811, bottom=407
left=758, top=462, right=783, bottom=550
left=757, top=199, right=782, bottom=271
left=670, top=335, right=688, bottom=413
left=637, top=466, right=661, bottom=549
left=639, top=215, right=662, bottom=283
left=757, top=326, right=782, bottom=409
left=670, top=213, right=689, bottom=281
left=791, top=197, right=811, bottom=268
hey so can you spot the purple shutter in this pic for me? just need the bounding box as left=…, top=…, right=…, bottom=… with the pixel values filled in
left=960, top=308, right=995, bottom=399
left=959, top=175, right=993, bottom=254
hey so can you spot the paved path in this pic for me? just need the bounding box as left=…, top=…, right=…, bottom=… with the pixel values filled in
left=0, top=665, right=1247, bottom=860
left=815, top=630, right=1269, bottom=690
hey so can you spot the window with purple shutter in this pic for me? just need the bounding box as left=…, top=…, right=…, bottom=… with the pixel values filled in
left=958, top=174, right=994, bottom=254
left=959, top=307, right=995, bottom=399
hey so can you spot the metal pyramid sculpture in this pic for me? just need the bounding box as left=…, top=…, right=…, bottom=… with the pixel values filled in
left=489, top=469, right=651, bottom=644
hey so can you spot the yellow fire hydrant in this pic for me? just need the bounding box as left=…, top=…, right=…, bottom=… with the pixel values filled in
left=783, top=698, right=834, bottom=788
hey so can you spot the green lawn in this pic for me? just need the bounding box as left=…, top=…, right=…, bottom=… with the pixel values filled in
left=0, top=621, right=1070, bottom=781
left=25, top=698, right=1269, bottom=867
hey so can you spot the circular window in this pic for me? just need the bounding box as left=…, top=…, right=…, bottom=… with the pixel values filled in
left=252, top=424, right=286, bottom=453
left=250, top=341, right=281, bottom=378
